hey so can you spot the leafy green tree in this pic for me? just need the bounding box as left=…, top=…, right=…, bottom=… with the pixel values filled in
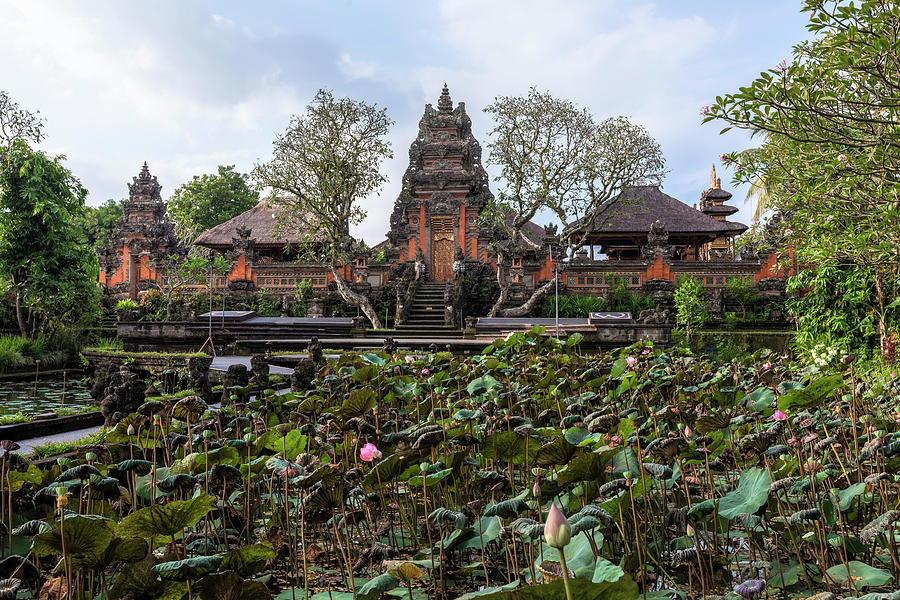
left=167, top=165, right=259, bottom=243
left=253, top=89, right=393, bottom=328
left=76, top=199, right=124, bottom=250
left=155, top=253, right=230, bottom=321
left=0, top=140, right=100, bottom=335
left=706, top=0, right=900, bottom=350
left=674, top=276, right=708, bottom=341
left=0, top=90, right=44, bottom=146
left=483, top=88, right=666, bottom=316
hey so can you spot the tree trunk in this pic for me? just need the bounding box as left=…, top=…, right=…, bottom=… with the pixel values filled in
left=501, top=275, right=561, bottom=318
left=875, top=270, right=886, bottom=352
left=14, top=290, right=26, bottom=337
left=488, top=250, right=509, bottom=318
left=331, top=266, right=382, bottom=329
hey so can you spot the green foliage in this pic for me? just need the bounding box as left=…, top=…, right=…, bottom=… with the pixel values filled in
left=74, top=198, right=124, bottom=250
left=0, top=139, right=101, bottom=335
left=117, top=298, right=139, bottom=311
left=252, top=288, right=281, bottom=317
left=674, top=276, right=708, bottom=339
left=541, top=295, right=606, bottom=318
left=787, top=263, right=886, bottom=361
left=708, top=0, right=900, bottom=356
left=168, top=165, right=259, bottom=243
left=29, top=428, right=107, bottom=458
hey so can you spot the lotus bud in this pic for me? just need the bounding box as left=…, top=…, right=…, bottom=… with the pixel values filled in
left=84, top=452, right=96, bottom=462
left=686, top=524, right=695, bottom=537
left=772, top=410, right=788, bottom=421
left=126, top=424, right=136, bottom=436
left=360, top=443, right=382, bottom=462
left=544, top=503, right=572, bottom=549
left=532, top=480, right=541, bottom=498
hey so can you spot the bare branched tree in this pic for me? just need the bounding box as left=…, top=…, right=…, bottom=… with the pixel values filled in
left=253, top=89, right=393, bottom=328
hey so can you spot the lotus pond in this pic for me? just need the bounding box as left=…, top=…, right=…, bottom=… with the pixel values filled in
left=0, top=377, right=93, bottom=416
left=1, top=329, right=899, bottom=600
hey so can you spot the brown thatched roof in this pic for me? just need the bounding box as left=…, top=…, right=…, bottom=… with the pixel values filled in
left=573, top=185, right=747, bottom=237
left=194, top=200, right=320, bottom=248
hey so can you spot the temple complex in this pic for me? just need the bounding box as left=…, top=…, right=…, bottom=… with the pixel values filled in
left=97, top=87, right=790, bottom=320
left=98, top=163, right=183, bottom=298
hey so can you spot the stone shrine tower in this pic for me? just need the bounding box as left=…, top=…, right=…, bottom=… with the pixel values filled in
left=98, top=163, right=183, bottom=298
left=387, top=85, right=494, bottom=281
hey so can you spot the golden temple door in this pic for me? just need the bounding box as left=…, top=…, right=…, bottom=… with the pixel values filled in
left=430, top=216, right=454, bottom=282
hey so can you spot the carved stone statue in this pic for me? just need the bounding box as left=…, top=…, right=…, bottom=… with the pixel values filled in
left=641, top=220, right=673, bottom=261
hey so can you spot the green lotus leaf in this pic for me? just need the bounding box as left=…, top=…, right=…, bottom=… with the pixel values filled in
left=156, top=474, right=200, bottom=494
left=777, top=374, right=844, bottom=412
left=358, top=572, right=400, bottom=600
left=220, top=543, right=276, bottom=577
left=5, top=465, right=42, bottom=492
left=68, top=536, right=148, bottom=571
left=197, top=570, right=270, bottom=600
left=115, top=459, right=153, bottom=476
left=718, top=467, right=771, bottom=520
left=11, top=520, right=50, bottom=537
left=467, top=374, right=501, bottom=395
left=55, top=464, right=101, bottom=482
left=339, top=388, right=376, bottom=419
left=32, top=514, right=115, bottom=561
left=152, top=554, right=223, bottom=581
left=484, top=498, right=529, bottom=519
left=117, top=493, right=216, bottom=540
left=826, top=561, right=892, bottom=589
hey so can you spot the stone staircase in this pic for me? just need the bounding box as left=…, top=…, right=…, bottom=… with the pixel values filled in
left=396, top=282, right=459, bottom=336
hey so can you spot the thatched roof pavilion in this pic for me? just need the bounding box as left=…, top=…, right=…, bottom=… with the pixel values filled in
left=569, top=185, right=747, bottom=260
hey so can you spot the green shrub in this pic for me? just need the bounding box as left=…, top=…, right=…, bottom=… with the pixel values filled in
left=0, top=335, right=31, bottom=371
left=540, top=294, right=606, bottom=318
left=674, top=276, right=708, bottom=340
left=116, top=298, right=138, bottom=311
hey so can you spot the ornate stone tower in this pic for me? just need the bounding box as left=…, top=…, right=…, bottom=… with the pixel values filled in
left=99, top=163, right=183, bottom=298
left=699, top=164, right=740, bottom=259
left=387, top=85, right=494, bottom=282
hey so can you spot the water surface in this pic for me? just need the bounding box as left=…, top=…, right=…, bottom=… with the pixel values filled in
left=0, top=377, right=94, bottom=415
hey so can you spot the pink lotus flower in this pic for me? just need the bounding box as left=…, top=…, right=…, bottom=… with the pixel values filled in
left=838, top=154, right=847, bottom=162
left=544, top=503, right=572, bottom=549
left=891, top=373, right=897, bottom=378
left=780, top=354, right=789, bottom=359
left=405, top=355, right=415, bottom=364
left=762, top=362, right=772, bottom=370
left=772, top=410, right=788, bottom=421
left=641, top=349, right=650, bottom=355
left=784, top=229, right=793, bottom=235
left=360, top=443, right=382, bottom=462
left=422, top=368, right=430, bottom=375
left=626, top=356, right=636, bottom=367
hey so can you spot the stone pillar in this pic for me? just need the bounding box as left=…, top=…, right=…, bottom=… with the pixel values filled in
left=250, top=354, right=270, bottom=389
left=187, top=356, right=214, bottom=403
left=221, top=363, right=250, bottom=405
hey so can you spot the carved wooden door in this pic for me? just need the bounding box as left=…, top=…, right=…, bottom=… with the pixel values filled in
left=431, top=216, right=454, bottom=282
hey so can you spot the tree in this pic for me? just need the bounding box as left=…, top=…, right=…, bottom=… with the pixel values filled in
left=674, top=275, right=708, bottom=342
left=0, top=140, right=99, bottom=335
left=483, top=88, right=666, bottom=316
left=168, top=165, right=259, bottom=243
left=76, top=199, right=124, bottom=250
left=0, top=90, right=44, bottom=147
left=707, top=0, right=900, bottom=351
left=155, top=253, right=230, bottom=321
left=252, top=89, right=393, bottom=328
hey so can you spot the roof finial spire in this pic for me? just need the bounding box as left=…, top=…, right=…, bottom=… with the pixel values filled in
left=438, top=83, right=453, bottom=114
left=710, top=164, right=718, bottom=189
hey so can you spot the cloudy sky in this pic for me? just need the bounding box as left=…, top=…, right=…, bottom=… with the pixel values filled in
left=0, top=1, right=809, bottom=243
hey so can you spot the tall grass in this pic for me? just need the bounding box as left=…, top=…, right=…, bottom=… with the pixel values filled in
left=0, top=335, right=31, bottom=372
